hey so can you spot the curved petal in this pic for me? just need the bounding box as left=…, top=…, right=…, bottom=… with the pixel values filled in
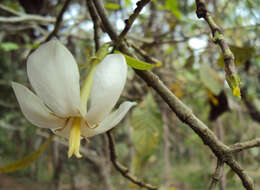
left=12, top=82, right=66, bottom=129
left=86, top=54, right=127, bottom=124
left=27, top=39, right=81, bottom=117
left=82, top=101, right=136, bottom=137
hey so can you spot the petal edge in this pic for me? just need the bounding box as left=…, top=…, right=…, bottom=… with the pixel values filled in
left=83, top=101, right=136, bottom=137
left=27, top=39, right=81, bottom=117
left=12, top=82, right=66, bottom=129
left=86, top=54, right=127, bottom=124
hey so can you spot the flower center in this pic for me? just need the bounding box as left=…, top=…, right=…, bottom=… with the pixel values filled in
left=68, top=117, right=82, bottom=158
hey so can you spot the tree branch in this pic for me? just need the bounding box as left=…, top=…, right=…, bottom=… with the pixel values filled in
left=45, top=0, right=72, bottom=41
left=0, top=3, right=55, bottom=24
left=117, top=0, right=151, bottom=42
left=92, top=0, right=255, bottom=189
left=127, top=41, right=160, bottom=64
left=241, top=88, right=260, bottom=123
left=229, top=138, right=260, bottom=153
left=106, top=131, right=158, bottom=190
left=91, top=0, right=118, bottom=40
left=0, top=15, right=55, bottom=24
left=208, top=159, right=224, bottom=190
left=86, top=0, right=101, bottom=51
left=0, top=4, right=21, bottom=16
left=195, top=0, right=239, bottom=92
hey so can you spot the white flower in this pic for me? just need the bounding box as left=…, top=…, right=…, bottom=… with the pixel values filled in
left=12, top=39, right=136, bottom=158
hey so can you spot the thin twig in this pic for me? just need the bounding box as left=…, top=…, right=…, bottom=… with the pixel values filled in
left=86, top=0, right=101, bottom=51
left=0, top=15, right=55, bottom=23
left=195, top=0, right=239, bottom=91
left=127, top=41, right=161, bottom=64
left=106, top=131, right=158, bottom=190
left=242, top=88, right=260, bottom=123
left=92, top=0, right=117, bottom=40
left=117, top=0, right=151, bottom=42
left=208, top=159, right=224, bottom=190
left=0, top=4, right=55, bottom=24
left=92, top=0, right=255, bottom=189
left=45, top=0, right=72, bottom=41
left=0, top=4, right=21, bottom=16
left=229, top=138, right=260, bottom=153
left=128, top=24, right=259, bottom=46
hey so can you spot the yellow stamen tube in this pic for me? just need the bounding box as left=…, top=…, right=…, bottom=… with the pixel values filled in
left=68, top=117, right=82, bottom=158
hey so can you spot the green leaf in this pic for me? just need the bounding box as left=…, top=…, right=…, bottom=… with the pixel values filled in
left=0, top=136, right=53, bottom=173
left=165, top=0, right=181, bottom=19
left=105, top=3, right=120, bottom=10
left=0, top=42, right=19, bottom=51
left=200, top=64, right=224, bottom=95
left=115, top=51, right=154, bottom=70
left=131, top=93, right=163, bottom=173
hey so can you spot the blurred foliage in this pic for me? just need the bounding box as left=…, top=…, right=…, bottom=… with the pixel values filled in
left=0, top=136, right=53, bottom=173
left=218, top=45, right=255, bottom=67
left=200, top=64, right=224, bottom=95
left=131, top=93, right=163, bottom=174
left=0, top=0, right=259, bottom=189
left=0, top=42, right=20, bottom=51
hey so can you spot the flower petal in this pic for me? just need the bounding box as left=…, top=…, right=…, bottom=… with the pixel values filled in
left=12, top=82, right=66, bottom=129
left=27, top=39, right=81, bottom=117
left=52, top=117, right=73, bottom=139
left=86, top=54, right=127, bottom=124
left=82, top=101, right=136, bottom=137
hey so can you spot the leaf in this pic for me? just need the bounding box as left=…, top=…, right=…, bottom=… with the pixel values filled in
left=217, top=45, right=255, bottom=66
left=200, top=64, right=224, bottom=95
left=165, top=0, right=181, bottom=19
left=115, top=51, right=154, bottom=70
left=131, top=93, right=163, bottom=173
left=24, top=43, right=40, bottom=50
left=0, top=42, right=19, bottom=51
left=0, top=135, right=53, bottom=173
left=105, top=3, right=120, bottom=10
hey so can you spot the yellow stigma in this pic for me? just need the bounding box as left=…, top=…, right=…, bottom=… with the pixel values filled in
left=68, top=117, right=82, bottom=158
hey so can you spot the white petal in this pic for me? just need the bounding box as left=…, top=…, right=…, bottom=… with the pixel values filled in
left=82, top=101, right=136, bottom=137
left=12, top=82, right=66, bottom=129
left=27, top=39, right=81, bottom=117
left=86, top=54, right=127, bottom=124
left=52, top=117, right=73, bottom=139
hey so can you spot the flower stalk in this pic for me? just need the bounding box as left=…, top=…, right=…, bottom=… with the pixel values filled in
left=80, top=63, right=98, bottom=117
